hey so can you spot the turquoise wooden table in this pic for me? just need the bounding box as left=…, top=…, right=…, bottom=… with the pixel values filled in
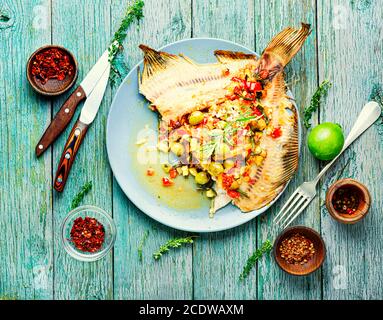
left=0, top=0, right=382, bottom=300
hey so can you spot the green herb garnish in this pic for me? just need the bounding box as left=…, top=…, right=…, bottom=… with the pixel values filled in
left=138, top=230, right=150, bottom=262
left=239, top=239, right=273, bottom=281
left=303, top=80, right=332, bottom=129
left=369, top=83, right=383, bottom=140
left=108, top=0, right=144, bottom=86
left=70, top=181, right=92, bottom=210
left=153, top=236, right=195, bottom=260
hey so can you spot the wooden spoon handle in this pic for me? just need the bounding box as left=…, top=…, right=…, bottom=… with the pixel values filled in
left=54, top=118, right=89, bottom=192
left=35, top=86, right=86, bottom=157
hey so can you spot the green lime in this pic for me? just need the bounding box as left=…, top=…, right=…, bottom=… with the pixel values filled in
left=307, top=122, right=344, bottom=161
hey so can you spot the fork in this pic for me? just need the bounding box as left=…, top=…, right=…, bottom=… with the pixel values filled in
left=274, top=101, right=381, bottom=229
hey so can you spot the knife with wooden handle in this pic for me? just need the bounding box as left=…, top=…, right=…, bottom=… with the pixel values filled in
left=54, top=65, right=110, bottom=192
left=35, top=50, right=109, bottom=157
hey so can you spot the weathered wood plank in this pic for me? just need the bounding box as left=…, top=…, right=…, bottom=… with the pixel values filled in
left=0, top=0, right=53, bottom=300
left=111, top=0, right=194, bottom=300
left=51, top=0, right=113, bottom=300
left=255, top=0, right=321, bottom=300
left=317, top=0, right=383, bottom=299
left=192, top=0, right=258, bottom=300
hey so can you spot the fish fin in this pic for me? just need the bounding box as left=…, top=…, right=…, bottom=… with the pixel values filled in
left=214, top=50, right=257, bottom=64
left=139, top=44, right=197, bottom=84
left=262, top=72, right=288, bottom=106
left=257, top=23, right=311, bottom=80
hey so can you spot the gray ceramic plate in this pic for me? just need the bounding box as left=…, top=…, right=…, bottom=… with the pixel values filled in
left=106, top=38, right=300, bottom=232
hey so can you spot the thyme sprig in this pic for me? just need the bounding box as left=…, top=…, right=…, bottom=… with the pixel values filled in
left=108, top=0, right=144, bottom=86
left=70, top=181, right=92, bottom=210
left=369, top=83, right=383, bottom=139
left=153, top=236, right=195, bottom=260
left=303, top=80, right=332, bottom=129
left=138, top=230, right=150, bottom=262
left=239, top=239, right=273, bottom=281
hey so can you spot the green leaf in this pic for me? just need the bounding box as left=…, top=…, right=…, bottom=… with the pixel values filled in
left=108, top=0, right=145, bottom=87
left=239, top=239, right=273, bottom=281
left=138, top=230, right=150, bottom=262
left=70, top=181, right=92, bottom=210
left=153, top=236, right=195, bottom=260
left=303, top=80, right=332, bottom=129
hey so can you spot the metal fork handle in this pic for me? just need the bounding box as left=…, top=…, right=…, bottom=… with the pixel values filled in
left=313, top=101, right=381, bottom=184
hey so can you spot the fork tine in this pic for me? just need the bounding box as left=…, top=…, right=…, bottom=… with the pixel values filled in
left=274, top=192, right=302, bottom=225
left=277, top=196, right=307, bottom=227
left=280, top=197, right=312, bottom=229
left=273, top=190, right=302, bottom=224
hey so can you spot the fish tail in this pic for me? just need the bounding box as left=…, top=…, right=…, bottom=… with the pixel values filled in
left=257, top=23, right=311, bottom=80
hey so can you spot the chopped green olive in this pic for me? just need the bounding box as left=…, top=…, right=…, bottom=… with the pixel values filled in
left=161, top=163, right=171, bottom=173
left=189, top=111, right=204, bottom=125
left=209, top=162, right=224, bottom=176
left=206, top=189, right=217, bottom=198
left=189, top=167, right=198, bottom=176
left=195, top=171, right=210, bottom=185
left=170, top=142, right=185, bottom=157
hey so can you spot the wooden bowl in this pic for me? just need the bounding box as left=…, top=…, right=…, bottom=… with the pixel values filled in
left=274, top=226, right=326, bottom=276
left=26, top=45, right=78, bottom=96
left=325, top=178, right=371, bottom=224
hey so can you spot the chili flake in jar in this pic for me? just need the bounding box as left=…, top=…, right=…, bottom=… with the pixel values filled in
left=70, top=217, right=105, bottom=253
left=332, top=186, right=360, bottom=215
left=31, top=48, right=74, bottom=84
left=279, top=233, right=315, bottom=265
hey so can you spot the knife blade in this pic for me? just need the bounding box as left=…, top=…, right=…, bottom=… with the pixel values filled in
left=53, top=65, right=111, bottom=192
left=35, top=49, right=110, bottom=157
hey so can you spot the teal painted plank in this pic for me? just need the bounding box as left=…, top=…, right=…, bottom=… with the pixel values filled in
left=192, top=0, right=258, bottom=300
left=255, top=0, right=321, bottom=300
left=51, top=0, right=113, bottom=300
left=317, top=0, right=383, bottom=299
left=112, top=0, right=194, bottom=299
left=0, top=0, right=53, bottom=299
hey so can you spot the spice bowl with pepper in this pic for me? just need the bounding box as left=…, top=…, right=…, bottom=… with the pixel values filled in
left=326, top=178, right=371, bottom=224
left=61, top=205, right=116, bottom=262
left=274, top=226, right=326, bottom=276
left=27, top=45, right=78, bottom=96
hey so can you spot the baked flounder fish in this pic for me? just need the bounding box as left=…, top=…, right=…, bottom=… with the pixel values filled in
left=139, top=23, right=311, bottom=214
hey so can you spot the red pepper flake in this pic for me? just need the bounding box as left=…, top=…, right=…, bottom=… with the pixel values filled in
left=162, top=177, right=173, bottom=187
left=271, top=127, right=282, bottom=139
left=31, top=48, right=74, bottom=85
left=70, top=217, right=105, bottom=253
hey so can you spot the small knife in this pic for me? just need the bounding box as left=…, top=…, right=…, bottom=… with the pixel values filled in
left=35, top=50, right=110, bottom=157
left=54, top=65, right=111, bottom=192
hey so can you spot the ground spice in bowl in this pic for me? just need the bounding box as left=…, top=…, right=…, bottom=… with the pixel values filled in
left=70, top=217, right=105, bottom=253
left=279, top=233, right=315, bottom=265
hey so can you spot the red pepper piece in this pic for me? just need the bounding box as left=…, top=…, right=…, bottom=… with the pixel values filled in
left=169, top=168, right=178, bottom=179
left=271, top=127, right=282, bottom=139
left=162, top=177, right=173, bottom=187
left=227, top=190, right=241, bottom=199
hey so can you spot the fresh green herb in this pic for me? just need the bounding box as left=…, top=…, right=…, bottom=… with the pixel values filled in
left=303, top=80, right=332, bottom=129
left=70, top=181, right=92, bottom=210
left=239, top=239, right=273, bottom=281
left=369, top=83, right=383, bottom=139
left=138, top=230, right=150, bottom=262
left=108, top=0, right=144, bottom=86
left=153, top=236, right=195, bottom=260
